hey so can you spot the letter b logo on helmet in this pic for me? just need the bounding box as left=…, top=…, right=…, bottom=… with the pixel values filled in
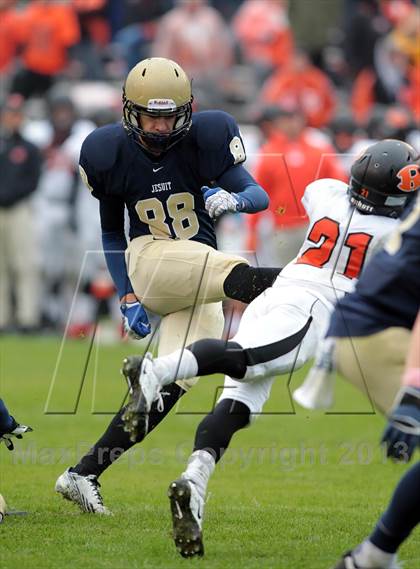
left=397, top=164, right=420, bottom=192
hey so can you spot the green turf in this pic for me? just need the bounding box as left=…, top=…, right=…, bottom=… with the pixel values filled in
left=0, top=336, right=419, bottom=568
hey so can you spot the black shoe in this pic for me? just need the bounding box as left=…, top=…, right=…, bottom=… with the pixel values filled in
left=121, top=355, right=147, bottom=442
left=168, top=478, right=204, bottom=558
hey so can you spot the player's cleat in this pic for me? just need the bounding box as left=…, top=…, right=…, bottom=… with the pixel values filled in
left=168, top=478, right=204, bottom=558
left=332, top=550, right=401, bottom=569
left=121, top=353, right=164, bottom=442
left=55, top=468, right=111, bottom=515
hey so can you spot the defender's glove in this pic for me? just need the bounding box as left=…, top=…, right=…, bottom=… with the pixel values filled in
left=120, top=301, right=151, bottom=340
left=0, top=419, right=33, bottom=451
left=381, top=386, right=420, bottom=461
left=201, top=186, right=241, bottom=219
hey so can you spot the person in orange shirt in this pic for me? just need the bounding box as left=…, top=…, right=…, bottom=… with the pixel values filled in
left=261, top=50, right=336, bottom=129
left=248, top=104, right=345, bottom=266
left=233, top=0, right=294, bottom=76
left=351, top=25, right=418, bottom=124
left=11, top=0, right=80, bottom=98
left=0, top=0, right=21, bottom=76
left=152, top=0, right=234, bottom=82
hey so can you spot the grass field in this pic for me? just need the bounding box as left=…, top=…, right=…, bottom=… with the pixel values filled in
left=0, top=335, right=419, bottom=569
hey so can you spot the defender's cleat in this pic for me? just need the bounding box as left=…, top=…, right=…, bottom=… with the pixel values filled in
left=168, top=478, right=204, bottom=558
left=121, top=353, right=163, bottom=442
left=332, top=550, right=401, bottom=569
left=55, top=469, right=111, bottom=515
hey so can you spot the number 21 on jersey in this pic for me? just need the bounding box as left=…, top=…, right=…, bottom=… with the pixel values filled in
left=296, top=216, right=373, bottom=279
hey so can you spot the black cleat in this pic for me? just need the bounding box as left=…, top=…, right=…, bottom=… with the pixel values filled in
left=121, top=355, right=148, bottom=442
left=168, top=478, right=204, bottom=558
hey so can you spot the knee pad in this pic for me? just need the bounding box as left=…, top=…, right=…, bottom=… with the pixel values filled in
left=189, top=339, right=247, bottom=379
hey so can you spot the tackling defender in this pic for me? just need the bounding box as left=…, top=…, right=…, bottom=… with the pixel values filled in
left=312, top=188, right=419, bottom=568
left=291, top=181, right=420, bottom=568
left=55, top=57, right=281, bottom=514
left=334, top=313, right=420, bottom=569
left=121, top=139, right=419, bottom=556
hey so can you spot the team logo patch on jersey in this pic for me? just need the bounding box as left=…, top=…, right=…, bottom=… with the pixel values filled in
left=396, top=164, right=420, bottom=192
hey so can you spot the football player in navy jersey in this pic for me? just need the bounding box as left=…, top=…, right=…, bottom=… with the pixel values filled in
left=55, top=57, right=280, bottom=514
left=327, top=196, right=420, bottom=569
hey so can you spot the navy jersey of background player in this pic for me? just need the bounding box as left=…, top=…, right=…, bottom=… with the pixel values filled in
left=328, top=194, right=420, bottom=337
left=79, top=110, right=249, bottom=250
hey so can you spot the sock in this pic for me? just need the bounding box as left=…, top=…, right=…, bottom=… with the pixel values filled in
left=182, top=449, right=216, bottom=498
left=370, top=461, right=420, bottom=553
left=72, top=382, right=186, bottom=478
left=152, top=348, right=198, bottom=387
left=353, top=540, right=397, bottom=568
left=194, top=398, right=251, bottom=462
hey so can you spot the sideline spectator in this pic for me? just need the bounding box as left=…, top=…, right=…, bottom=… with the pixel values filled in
left=351, top=6, right=419, bottom=125
left=0, top=1, right=20, bottom=77
left=261, top=49, right=336, bottom=128
left=11, top=0, right=80, bottom=99
left=152, top=0, right=234, bottom=106
left=342, top=0, right=388, bottom=78
left=24, top=93, right=95, bottom=330
left=248, top=104, right=345, bottom=266
left=0, top=94, right=42, bottom=333
left=70, top=0, right=110, bottom=80
left=113, top=0, right=174, bottom=74
left=233, top=0, right=293, bottom=79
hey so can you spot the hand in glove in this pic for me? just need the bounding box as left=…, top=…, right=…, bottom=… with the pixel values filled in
left=201, top=186, right=241, bottom=219
left=120, top=301, right=151, bottom=340
left=0, top=419, right=33, bottom=451
left=381, top=386, right=420, bottom=462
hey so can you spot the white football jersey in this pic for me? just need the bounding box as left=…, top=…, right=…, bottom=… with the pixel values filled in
left=276, top=178, right=398, bottom=304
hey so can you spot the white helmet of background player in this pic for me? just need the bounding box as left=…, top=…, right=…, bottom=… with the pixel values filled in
left=122, top=57, right=193, bottom=153
left=349, top=139, right=420, bottom=218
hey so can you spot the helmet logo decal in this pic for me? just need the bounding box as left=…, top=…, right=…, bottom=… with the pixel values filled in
left=396, top=164, right=420, bottom=192
left=147, top=99, right=177, bottom=111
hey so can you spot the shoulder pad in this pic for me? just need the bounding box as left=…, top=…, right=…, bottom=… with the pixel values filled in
left=192, top=111, right=240, bottom=150
left=305, top=178, right=348, bottom=195
left=80, top=123, right=129, bottom=172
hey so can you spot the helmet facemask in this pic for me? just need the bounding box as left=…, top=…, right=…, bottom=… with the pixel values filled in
left=122, top=91, right=193, bottom=153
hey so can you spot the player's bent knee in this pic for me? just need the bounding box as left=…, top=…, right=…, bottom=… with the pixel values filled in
left=189, top=339, right=247, bottom=379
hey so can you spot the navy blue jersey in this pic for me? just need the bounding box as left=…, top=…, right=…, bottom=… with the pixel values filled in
left=328, top=194, right=420, bottom=337
left=79, top=111, right=248, bottom=249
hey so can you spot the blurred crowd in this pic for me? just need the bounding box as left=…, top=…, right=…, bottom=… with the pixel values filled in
left=0, top=0, right=419, bottom=337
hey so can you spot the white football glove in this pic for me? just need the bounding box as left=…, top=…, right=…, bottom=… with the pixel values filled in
left=201, top=186, right=241, bottom=219
left=0, top=423, right=33, bottom=451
